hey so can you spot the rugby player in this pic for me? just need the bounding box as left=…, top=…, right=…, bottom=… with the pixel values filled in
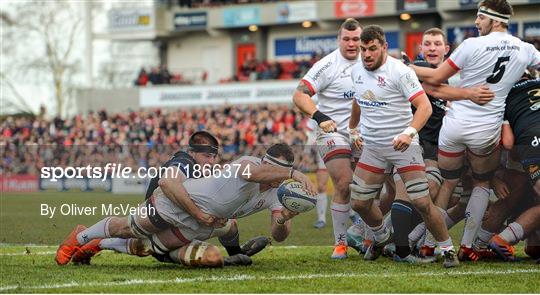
left=408, top=0, right=540, bottom=261
left=293, top=18, right=362, bottom=258
left=348, top=25, right=459, bottom=268
left=56, top=144, right=316, bottom=267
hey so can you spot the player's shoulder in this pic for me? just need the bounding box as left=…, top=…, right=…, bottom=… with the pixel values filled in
left=312, top=49, right=340, bottom=69
left=233, top=155, right=261, bottom=165
left=387, top=55, right=413, bottom=76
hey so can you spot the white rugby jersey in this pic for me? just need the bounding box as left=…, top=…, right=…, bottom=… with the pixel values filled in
left=183, top=156, right=281, bottom=219
left=302, top=49, right=358, bottom=135
left=351, top=56, right=425, bottom=145
left=446, top=31, right=540, bottom=123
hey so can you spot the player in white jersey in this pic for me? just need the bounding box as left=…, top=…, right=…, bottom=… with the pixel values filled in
left=348, top=25, right=459, bottom=268
left=293, top=18, right=362, bottom=259
left=408, top=0, right=540, bottom=261
left=55, top=144, right=316, bottom=268
left=305, top=119, right=330, bottom=229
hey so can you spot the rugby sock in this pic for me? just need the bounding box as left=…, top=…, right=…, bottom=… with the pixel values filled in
left=369, top=222, right=389, bottom=243
left=99, top=238, right=129, bottom=254
left=440, top=208, right=456, bottom=229
left=77, top=217, right=112, bottom=245
left=331, top=202, right=350, bottom=245
left=475, top=227, right=494, bottom=249
left=499, top=222, right=524, bottom=245
left=316, top=193, right=328, bottom=223
left=391, top=200, right=414, bottom=258
left=438, top=237, right=455, bottom=254
left=408, top=222, right=426, bottom=249
left=461, top=186, right=490, bottom=247
left=218, top=230, right=242, bottom=256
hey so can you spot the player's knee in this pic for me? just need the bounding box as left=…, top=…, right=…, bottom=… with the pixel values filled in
left=426, top=166, right=443, bottom=187
left=524, top=245, right=540, bottom=259
left=350, top=178, right=382, bottom=202
left=334, top=177, right=351, bottom=200
left=109, top=217, right=131, bottom=237
left=173, top=241, right=224, bottom=268
left=440, top=167, right=463, bottom=181
left=404, top=178, right=430, bottom=200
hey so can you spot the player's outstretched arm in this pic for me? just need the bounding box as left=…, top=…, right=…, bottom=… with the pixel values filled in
left=238, top=160, right=316, bottom=195
left=410, top=61, right=457, bottom=86
left=270, top=208, right=298, bottom=242
left=158, top=168, right=223, bottom=227
left=422, top=83, right=495, bottom=105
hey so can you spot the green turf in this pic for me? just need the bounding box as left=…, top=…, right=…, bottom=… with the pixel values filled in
left=1, top=191, right=539, bottom=293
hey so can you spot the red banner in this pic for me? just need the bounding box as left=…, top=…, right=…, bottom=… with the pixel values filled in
left=0, top=175, right=39, bottom=192
left=334, top=0, right=375, bottom=18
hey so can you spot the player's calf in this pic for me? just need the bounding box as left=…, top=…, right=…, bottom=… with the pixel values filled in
left=169, top=241, right=224, bottom=268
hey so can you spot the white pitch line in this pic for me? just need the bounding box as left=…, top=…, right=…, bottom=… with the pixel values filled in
left=0, top=251, right=56, bottom=256
left=0, top=268, right=538, bottom=291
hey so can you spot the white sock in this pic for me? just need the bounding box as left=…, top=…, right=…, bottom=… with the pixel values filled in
left=438, top=237, right=454, bottom=253
left=499, top=222, right=524, bottom=245
left=440, top=209, right=456, bottom=229
left=461, top=186, right=490, bottom=247
left=331, top=202, right=350, bottom=245
left=369, top=222, right=389, bottom=243
left=99, top=238, right=130, bottom=254
left=316, top=193, right=328, bottom=222
left=408, top=222, right=426, bottom=248
left=77, top=217, right=112, bottom=245
left=475, top=227, right=494, bottom=249
left=424, top=231, right=436, bottom=248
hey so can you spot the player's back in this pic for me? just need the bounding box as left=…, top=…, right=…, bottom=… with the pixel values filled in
left=448, top=32, right=540, bottom=123
left=183, top=156, right=261, bottom=219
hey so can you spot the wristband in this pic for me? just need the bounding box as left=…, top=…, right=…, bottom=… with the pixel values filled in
left=400, top=126, right=417, bottom=138
left=312, top=111, right=332, bottom=125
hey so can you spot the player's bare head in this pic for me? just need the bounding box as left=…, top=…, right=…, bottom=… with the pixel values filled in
left=421, top=28, right=449, bottom=66
left=338, top=18, right=362, bottom=61
left=359, top=25, right=388, bottom=71
left=188, top=130, right=219, bottom=166
left=476, top=0, right=513, bottom=35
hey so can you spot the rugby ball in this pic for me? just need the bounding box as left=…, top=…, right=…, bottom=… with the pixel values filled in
left=277, top=179, right=316, bottom=213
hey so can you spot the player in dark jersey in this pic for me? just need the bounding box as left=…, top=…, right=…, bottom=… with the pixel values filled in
left=486, top=74, right=540, bottom=261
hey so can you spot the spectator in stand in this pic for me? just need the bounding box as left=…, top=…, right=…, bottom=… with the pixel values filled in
left=148, top=67, right=163, bottom=85
left=134, top=68, right=148, bottom=86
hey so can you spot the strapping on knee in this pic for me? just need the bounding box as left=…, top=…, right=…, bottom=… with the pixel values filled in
left=426, top=166, right=442, bottom=186
left=128, top=215, right=152, bottom=239
left=350, top=175, right=383, bottom=201
left=440, top=166, right=463, bottom=180
left=405, top=178, right=430, bottom=200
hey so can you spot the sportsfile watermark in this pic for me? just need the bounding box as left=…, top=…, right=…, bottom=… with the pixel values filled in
left=40, top=163, right=252, bottom=182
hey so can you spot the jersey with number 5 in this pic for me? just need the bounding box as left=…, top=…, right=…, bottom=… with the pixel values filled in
left=446, top=31, right=540, bottom=123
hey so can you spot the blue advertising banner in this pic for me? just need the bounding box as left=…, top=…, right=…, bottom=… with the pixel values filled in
left=174, top=12, right=207, bottom=30
left=524, top=21, right=540, bottom=37
left=275, top=32, right=399, bottom=57
left=223, top=7, right=260, bottom=27
left=459, top=0, right=481, bottom=8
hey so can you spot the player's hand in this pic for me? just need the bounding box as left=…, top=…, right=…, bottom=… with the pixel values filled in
left=492, top=177, right=510, bottom=199
left=401, top=51, right=412, bottom=66
left=291, top=170, right=317, bottom=196
left=319, top=120, right=337, bottom=133
left=392, top=134, right=412, bottom=152
left=348, top=127, right=363, bottom=150
left=468, top=86, right=495, bottom=105
left=195, top=211, right=224, bottom=227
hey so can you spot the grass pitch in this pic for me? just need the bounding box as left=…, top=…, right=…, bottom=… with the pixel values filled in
left=1, top=191, right=539, bottom=293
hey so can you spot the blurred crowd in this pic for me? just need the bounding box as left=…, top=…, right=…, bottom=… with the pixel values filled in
left=0, top=105, right=320, bottom=177
left=134, top=65, right=198, bottom=86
